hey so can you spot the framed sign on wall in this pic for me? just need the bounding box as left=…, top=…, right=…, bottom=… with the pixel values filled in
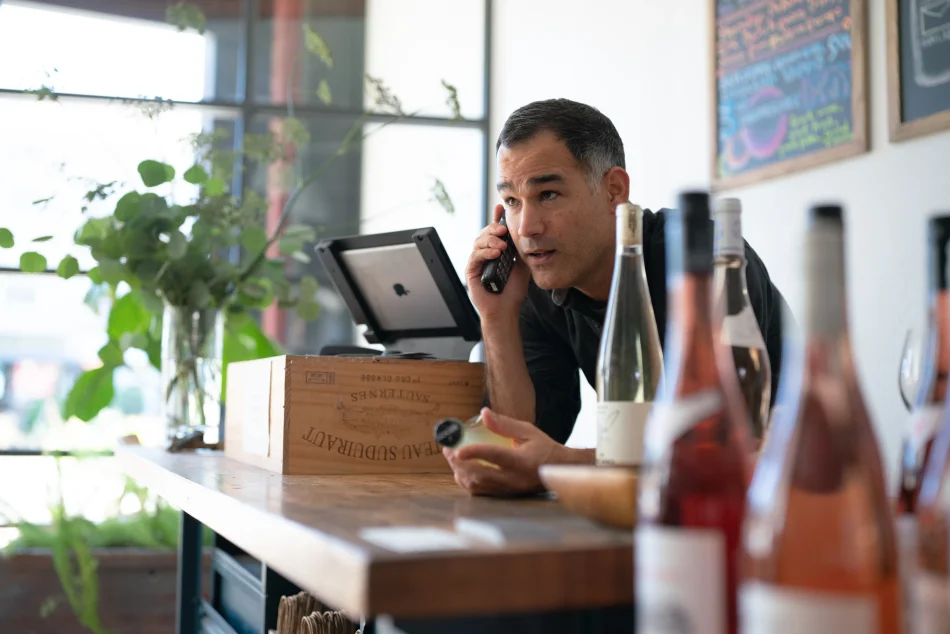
left=711, top=0, right=869, bottom=191
left=887, top=0, right=950, bottom=142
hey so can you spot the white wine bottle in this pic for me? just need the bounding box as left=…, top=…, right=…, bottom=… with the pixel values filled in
left=595, top=202, right=664, bottom=467
left=713, top=198, right=772, bottom=441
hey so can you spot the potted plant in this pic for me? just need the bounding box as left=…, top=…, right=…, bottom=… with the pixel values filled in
left=0, top=4, right=465, bottom=631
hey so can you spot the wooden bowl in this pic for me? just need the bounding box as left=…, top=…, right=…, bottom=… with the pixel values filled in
left=538, top=464, right=638, bottom=530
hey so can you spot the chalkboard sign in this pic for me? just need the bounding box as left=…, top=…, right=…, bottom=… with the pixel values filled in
left=887, top=0, right=950, bottom=142
left=712, top=0, right=869, bottom=190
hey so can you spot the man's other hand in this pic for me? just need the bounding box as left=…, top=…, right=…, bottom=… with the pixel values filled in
left=442, top=408, right=592, bottom=497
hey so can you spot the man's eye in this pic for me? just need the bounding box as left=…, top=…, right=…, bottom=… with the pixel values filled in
left=505, top=198, right=519, bottom=207
left=540, top=191, right=559, bottom=201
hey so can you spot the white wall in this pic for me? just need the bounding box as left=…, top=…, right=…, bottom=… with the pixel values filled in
left=491, top=0, right=950, bottom=480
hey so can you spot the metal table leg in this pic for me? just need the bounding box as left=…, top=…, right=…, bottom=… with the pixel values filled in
left=177, top=511, right=203, bottom=634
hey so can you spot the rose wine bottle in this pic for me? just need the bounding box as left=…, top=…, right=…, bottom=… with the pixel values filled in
left=897, top=215, right=950, bottom=634
left=739, top=204, right=900, bottom=634
left=595, top=202, right=664, bottom=467
left=713, top=197, right=772, bottom=441
left=636, top=190, right=755, bottom=634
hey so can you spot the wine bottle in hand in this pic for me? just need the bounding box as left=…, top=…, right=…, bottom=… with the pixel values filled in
left=713, top=198, right=772, bottom=442
left=636, top=191, right=755, bottom=634
left=595, top=202, right=664, bottom=467
left=739, top=204, right=900, bottom=634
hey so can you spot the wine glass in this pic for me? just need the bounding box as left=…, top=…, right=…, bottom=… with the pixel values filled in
left=899, top=328, right=930, bottom=412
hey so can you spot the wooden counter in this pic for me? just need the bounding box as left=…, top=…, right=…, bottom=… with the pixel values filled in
left=115, top=445, right=633, bottom=622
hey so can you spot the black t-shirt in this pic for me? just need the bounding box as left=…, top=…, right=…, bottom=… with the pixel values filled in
left=515, top=207, right=790, bottom=445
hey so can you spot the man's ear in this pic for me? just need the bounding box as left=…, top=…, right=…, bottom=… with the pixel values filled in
left=603, top=166, right=630, bottom=206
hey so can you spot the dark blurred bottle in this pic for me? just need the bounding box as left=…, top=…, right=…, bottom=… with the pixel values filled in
left=897, top=216, right=950, bottom=633
left=739, top=204, right=899, bottom=633
left=636, top=190, right=754, bottom=634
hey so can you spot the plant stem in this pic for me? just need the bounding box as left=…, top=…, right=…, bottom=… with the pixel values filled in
left=237, top=109, right=416, bottom=284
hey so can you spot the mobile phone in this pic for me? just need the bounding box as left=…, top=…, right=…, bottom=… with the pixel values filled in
left=480, top=212, right=517, bottom=294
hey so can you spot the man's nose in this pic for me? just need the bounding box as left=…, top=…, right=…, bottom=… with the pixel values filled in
left=518, top=202, right=544, bottom=239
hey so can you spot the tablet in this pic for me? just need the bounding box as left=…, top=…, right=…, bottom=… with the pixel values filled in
left=314, top=227, right=481, bottom=346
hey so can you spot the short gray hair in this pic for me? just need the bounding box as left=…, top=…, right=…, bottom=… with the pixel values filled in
left=496, top=98, right=625, bottom=191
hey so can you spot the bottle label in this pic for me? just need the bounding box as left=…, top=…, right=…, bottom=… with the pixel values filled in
left=915, top=572, right=950, bottom=634
left=898, top=515, right=920, bottom=634
left=596, top=401, right=652, bottom=466
left=720, top=303, right=767, bottom=350
left=907, top=405, right=944, bottom=454
left=644, top=389, right=723, bottom=463
left=636, top=525, right=725, bottom=634
left=739, top=582, right=877, bottom=633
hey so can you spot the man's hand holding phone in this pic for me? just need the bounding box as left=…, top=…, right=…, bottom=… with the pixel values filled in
left=466, top=204, right=530, bottom=322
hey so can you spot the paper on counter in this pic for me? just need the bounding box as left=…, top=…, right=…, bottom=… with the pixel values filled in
left=359, top=526, right=473, bottom=553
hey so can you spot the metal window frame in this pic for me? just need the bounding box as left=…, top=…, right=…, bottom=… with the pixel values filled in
left=0, top=0, right=493, bottom=456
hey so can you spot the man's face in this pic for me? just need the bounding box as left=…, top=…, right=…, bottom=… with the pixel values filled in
left=496, top=131, right=615, bottom=291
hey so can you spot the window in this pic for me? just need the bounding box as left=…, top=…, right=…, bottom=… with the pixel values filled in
left=0, top=0, right=491, bottom=456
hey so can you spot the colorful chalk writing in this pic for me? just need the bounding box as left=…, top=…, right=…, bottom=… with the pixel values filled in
left=715, top=0, right=855, bottom=180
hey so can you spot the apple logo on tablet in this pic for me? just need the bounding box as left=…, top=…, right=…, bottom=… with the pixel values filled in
left=393, top=283, right=410, bottom=297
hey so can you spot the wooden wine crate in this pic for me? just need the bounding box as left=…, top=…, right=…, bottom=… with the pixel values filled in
left=224, top=354, right=485, bottom=475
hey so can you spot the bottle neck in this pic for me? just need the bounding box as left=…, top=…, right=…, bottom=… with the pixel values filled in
left=804, top=224, right=847, bottom=340
left=676, top=272, right=715, bottom=346
left=715, top=254, right=751, bottom=316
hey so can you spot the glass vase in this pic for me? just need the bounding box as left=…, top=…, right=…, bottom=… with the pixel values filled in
left=161, top=304, right=224, bottom=450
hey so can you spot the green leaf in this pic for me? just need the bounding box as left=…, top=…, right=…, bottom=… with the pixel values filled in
left=137, top=160, right=175, bottom=187
left=98, top=259, right=127, bottom=287
left=119, top=332, right=149, bottom=351
left=183, top=164, right=208, bottom=184
left=0, top=228, right=13, bottom=248
left=316, top=79, right=332, bottom=105
left=167, top=230, right=187, bottom=259
left=282, top=224, right=318, bottom=241
left=278, top=224, right=317, bottom=255
left=203, top=177, right=226, bottom=197
left=296, top=300, right=320, bottom=321
left=281, top=118, right=311, bottom=147
left=291, top=251, right=310, bottom=264
left=166, top=1, right=207, bottom=33
left=139, top=291, right=165, bottom=315
left=87, top=267, right=103, bottom=285
left=32, top=196, right=54, bottom=206
left=56, top=255, right=79, bottom=279
left=108, top=292, right=151, bottom=340
left=62, top=366, right=115, bottom=422
left=75, top=217, right=112, bottom=246
left=114, top=192, right=141, bottom=221
left=441, top=79, right=463, bottom=120
left=221, top=313, right=283, bottom=401
left=32, top=235, right=53, bottom=242
left=19, top=252, right=47, bottom=273
left=241, top=226, right=268, bottom=255
left=238, top=278, right=274, bottom=309
left=97, top=342, right=125, bottom=367
left=302, top=24, right=333, bottom=68
left=300, top=275, right=319, bottom=301
left=61, top=368, right=112, bottom=421
left=146, top=338, right=162, bottom=371
left=189, top=281, right=211, bottom=308
left=431, top=178, right=455, bottom=215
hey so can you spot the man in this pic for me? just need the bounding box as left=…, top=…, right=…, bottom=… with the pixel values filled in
left=443, top=98, right=788, bottom=496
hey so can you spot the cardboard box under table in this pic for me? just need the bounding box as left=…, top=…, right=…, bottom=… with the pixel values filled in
left=225, top=226, right=486, bottom=475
